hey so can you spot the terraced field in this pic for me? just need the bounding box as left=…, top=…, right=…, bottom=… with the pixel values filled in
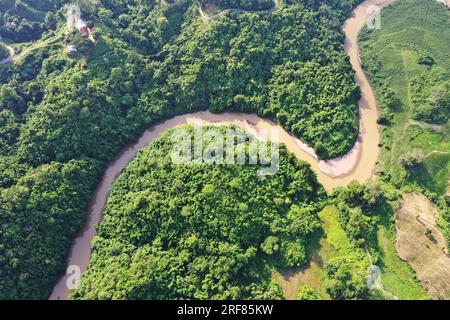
left=360, top=0, right=450, bottom=195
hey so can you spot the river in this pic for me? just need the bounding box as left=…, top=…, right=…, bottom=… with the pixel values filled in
left=49, top=0, right=396, bottom=300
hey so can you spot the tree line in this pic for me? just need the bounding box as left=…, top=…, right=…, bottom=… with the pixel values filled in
left=0, top=0, right=362, bottom=299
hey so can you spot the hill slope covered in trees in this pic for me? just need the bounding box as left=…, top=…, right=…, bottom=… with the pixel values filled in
left=73, top=126, right=324, bottom=299
left=0, top=43, right=9, bottom=60
left=359, top=0, right=450, bottom=244
left=0, top=0, right=361, bottom=299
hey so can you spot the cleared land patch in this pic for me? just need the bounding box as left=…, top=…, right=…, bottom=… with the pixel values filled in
left=395, top=193, right=450, bottom=299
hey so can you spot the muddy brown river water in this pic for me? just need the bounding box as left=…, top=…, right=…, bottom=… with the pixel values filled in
left=49, top=0, right=396, bottom=299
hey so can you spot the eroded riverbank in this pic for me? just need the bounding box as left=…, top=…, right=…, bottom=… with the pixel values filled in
left=50, top=0, right=391, bottom=300
left=0, top=44, right=14, bottom=65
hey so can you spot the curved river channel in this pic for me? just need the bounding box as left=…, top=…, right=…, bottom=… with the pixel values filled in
left=50, top=0, right=395, bottom=299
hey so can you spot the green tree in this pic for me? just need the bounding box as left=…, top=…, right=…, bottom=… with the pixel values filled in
left=325, top=258, right=368, bottom=300
left=399, top=149, right=425, bottom=168
left=297, top=285, right=319, bottom=300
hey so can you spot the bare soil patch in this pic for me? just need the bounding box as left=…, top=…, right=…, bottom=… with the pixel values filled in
left=273, top=249, right=328, bottom=300
left=395, top=193, right=450, bottom=299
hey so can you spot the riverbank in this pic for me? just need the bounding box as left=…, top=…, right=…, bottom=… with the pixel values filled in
left=360, top=0, right=450, bottom=195
left=50, top=0, right=389, bottom=300
left=198, top=0, right=281, bottom=20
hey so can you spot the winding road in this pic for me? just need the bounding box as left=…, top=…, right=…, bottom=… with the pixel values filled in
left=49, top=0, right=396, bottom=300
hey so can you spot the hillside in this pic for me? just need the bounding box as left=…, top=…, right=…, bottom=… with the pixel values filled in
left=1, top=0, right=447, bottom=301
left=0, top=42, right=9, bottom=60
left=0, top=0, right=63, bottom=43
left=0, top=0, right=362, bottom=299
left=359, top=0, right=450, bottom=296
left=360, top=0, right=450, bottom=196
left=72, top=126, right=325, bottom=299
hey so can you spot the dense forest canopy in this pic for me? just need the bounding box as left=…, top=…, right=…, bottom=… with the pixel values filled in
left=73, top=126, right=324, bottom=299
left=410, top=69, right=450, bottom=124
left=0, top=0, right=362, bottom=299
left=201, top=0, right=276, bottom=11
left=0, top=0, right=66, bottom=42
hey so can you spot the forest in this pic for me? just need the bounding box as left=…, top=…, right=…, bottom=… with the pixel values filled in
left=201, top=0, right=276, bottom=11
left=0, top=0, right=63, bottom=42
left=73, top=126, right=324, bottom=299
left=0, top=0, right=362, bottom=299
left=1, top=0, right=447, bottom=300
left=359, top=0, right=450, bottom=246
left=0, top=0, right=420, bottom=299
left=410, top=69, right=450, bottom=123
left=0, top=42, right=9, bottom=60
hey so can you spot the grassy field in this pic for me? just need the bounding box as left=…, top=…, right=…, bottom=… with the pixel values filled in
left=360, top=0, right=450, bottom=195
left=357, top=0, right=450, bottom=299
left=408, top=124, right=450, bottom=194
left=302, top=205, right=354, bottom=300
left=376, top=203, right=429, bottom=299
left=310, top=204, right=427, bottom=300
left=274, top=206, right=369, bottom=300
left=276, top=199, right=429, bottom=299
